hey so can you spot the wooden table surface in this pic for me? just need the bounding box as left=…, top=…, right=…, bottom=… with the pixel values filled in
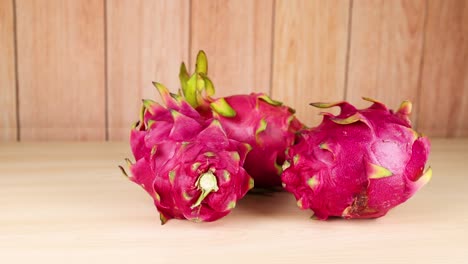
left=1, top=139, right=467, bottom=263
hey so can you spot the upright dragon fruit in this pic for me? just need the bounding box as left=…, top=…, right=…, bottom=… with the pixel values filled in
left=281, top=98, right=432, bottom=219
left=121, top=83, right=253, bottom=223
left=179, top=51, right=303, bottom=188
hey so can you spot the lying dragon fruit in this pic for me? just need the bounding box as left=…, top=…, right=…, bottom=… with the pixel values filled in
left=281, top=98, right=432, bottom=219
left=121, top=83, right=253, bottom=223
left=179, top=51, right=303, bottom=188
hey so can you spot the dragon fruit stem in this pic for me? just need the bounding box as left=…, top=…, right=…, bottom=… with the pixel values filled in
left=191, top=171, right=219, bottom=209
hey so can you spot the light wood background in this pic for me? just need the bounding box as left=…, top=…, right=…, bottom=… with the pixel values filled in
left=1, top=0, right=467, bottom=141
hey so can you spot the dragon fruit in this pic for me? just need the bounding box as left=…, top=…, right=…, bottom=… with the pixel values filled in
left=281, top=98, right=432, bottom=219
left=179, top=51, right=304, bottom=188
left=121, top=82, right=253, bottom=223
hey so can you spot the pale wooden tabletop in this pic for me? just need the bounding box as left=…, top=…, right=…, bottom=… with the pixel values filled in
left=1, top=139, right=467, bottom=264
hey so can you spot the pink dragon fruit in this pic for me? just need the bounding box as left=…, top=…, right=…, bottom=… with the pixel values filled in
left=121, top=82, right=253, bottom=223
left=281, top=98, right=432, bottom=219
left=179, top=51, right=304, bottom=188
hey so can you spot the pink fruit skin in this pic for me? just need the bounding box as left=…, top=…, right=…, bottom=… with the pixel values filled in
left=127, top=86, right=253, bottom=223
left=207, top=93, right=303, bottom=188
left=281, top=99, right=431, bottom=219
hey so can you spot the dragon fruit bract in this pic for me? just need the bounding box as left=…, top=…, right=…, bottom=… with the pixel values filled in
left=122, top=83, right=253, bottom=223
left=179, top=51, right=304, bottom=188
left=281, top=98, right=432, bottom=219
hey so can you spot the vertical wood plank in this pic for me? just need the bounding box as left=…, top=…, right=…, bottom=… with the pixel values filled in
left=16, top=0, right=105, bottom=140
left=0, top=0, right=17, bottom=141
left=107, top=0, right=189, bottom=140
left=346, top=0, right=426, bottom=119
left=191, top=0, right=273, bottom=96
left=418, top=0, right=468, bottom=137
left=272, top=0, right=350, bottom=127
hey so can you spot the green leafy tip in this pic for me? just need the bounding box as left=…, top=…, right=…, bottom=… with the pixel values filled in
left=153, top=81, right=168, bottom=96
left=330, top=113, right=362, bottom=125
left=196, top=50, right=208, bottom=74
left=154, top=192, right=161, bottom=202
left=307, top=176, right=319, bottom=189
left=131, top=120, right=140, bottom=130
left=293, top=154, right=300, bottom=165
left=179, top=62, right=190, bottom=83
left=179, top=50, right=215, bottom=108
left=319, top=142, right=329, bottom=150
left=226, top=201, right=236, bottom=210
left=248, top=177, right=255, bottom=189
left=210, top=98, right=237, bottom=117
left=274, top=161, right=283, bottom=175
left=258, top=94, right=282, bottom=106
left=169, top=170, right=176, bottom=184
left=142, top=99, right=156, bottom=109
left=152, top=82, right=175, bottom=107
left=137, top=104, right=146, bottom=129
left=199, top=73, right=215, bottom=96
left=362, top=97, right=382, bottom=104
left=179, top=50, right=217, bottom=108
left=125, top=158, right=133, bottom=167
left=151, top=146, right=157, bottom=156
left=191, top=162, right=201, bottom=172
left=179, top=63, right=198, bottom=108
left=170, top=109, right=181, bottom=119
left=146, top=119, right=155, bottom=129
left=223, top=170, right=231, bottom=182
left=398, top=100, right=412, bottom=115
left=319, top=142, right=335, bottom=159
left=297, top=198, right=304, bottom=209
left=244, top=143, right=253, bottom=152
left=282, top=160, right=291, bottom=171
left=118, top=165, right=130, bottom=179
left=204, top=152, right=216, bottom=157
left=182, top=191, right=192, bottom=201
left=160, top=213, right=168, bottom=225
left=231, top=152, right=240, bottom=162
left=255, top=119, right=268, bottom=138
left=209, top=119, right=223, bottom=129
left=367, top=163, right=393, bottom=179
left=310, top=102, right=342, bottom=108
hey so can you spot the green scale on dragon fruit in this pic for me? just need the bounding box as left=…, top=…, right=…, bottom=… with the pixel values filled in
left=120, top=82, right=253, bottom=223
left=178, top=51, right=304, bottom=188
left=281, top=98, right=432, bottom=220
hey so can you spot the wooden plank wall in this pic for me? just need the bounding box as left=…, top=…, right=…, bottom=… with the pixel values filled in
left=418, top=0, right=468, bottom=137
left=191, top=0, right=273, bottom=96
left=272, top=0, right=350, bottom=125
left=1, top=0, right=467, bottom=141
left=107, top=0, right=189, bottom=140
left=16, top=0, right=106, bottom=140
left=0, top=0, right=17, bottom=141
left=347, top=0, right=426, bottom=122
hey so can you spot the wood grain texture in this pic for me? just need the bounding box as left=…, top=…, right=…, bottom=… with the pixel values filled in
left=107, top=0, right=189, bottom=140
left=346, top=0, right=426, bottom=119
left=418, top=0, right=468, bottom=137
left=272, top=0, right=350, bottom=127
left=190, top=0, right=273, bottom=96
left=0, top=0, right=17, bottom=141
left=1, top=139, right=468, bottom=263
left=15, top=0, right=105, bottom=140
